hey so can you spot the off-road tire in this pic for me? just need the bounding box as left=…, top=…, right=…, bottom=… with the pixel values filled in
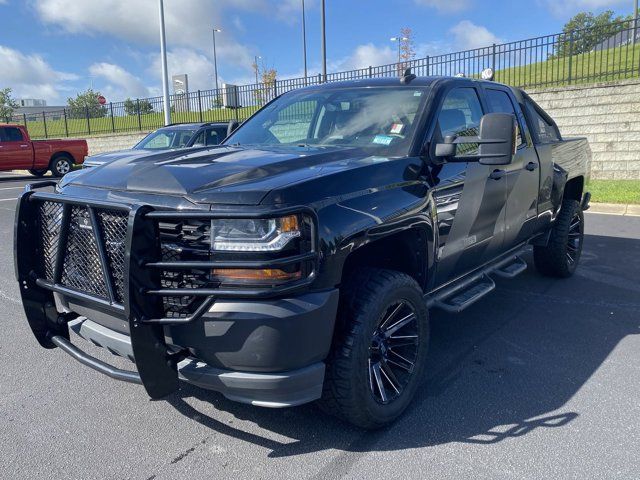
left=319, top=268, right=429, bottom=429
left=534, top=198, right=584, bottom=278
left=28, top=168, right=48, bottom=177
left=50, top=154, right=73, bottom=177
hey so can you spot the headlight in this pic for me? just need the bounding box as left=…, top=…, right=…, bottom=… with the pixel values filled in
left=210, top=214, right=301, bottom=252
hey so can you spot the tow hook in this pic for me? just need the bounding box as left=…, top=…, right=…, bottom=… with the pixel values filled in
left=581, top=192, right=591, bottom=211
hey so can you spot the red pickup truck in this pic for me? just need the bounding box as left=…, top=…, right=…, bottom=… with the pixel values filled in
left=0, top=124, right=87, bottom=177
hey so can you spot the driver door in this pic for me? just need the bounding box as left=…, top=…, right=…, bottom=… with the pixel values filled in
left=430, top=87, right=507, bottom=285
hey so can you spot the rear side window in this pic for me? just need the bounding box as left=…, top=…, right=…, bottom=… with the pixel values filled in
left=524, top=99, right=560, bottom=144
left=436, top=87, right=484, bottom=156
left=485, top=89, right=523, bottom=147
left=0, top=127, right=24, bottom=142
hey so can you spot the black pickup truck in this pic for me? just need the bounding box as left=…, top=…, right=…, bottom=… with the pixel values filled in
left=15, top=73, right=590, bottom=429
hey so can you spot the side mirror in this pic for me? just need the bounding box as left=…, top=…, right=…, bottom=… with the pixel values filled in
left=192, top=142, right=205, bottom=148
left=435, top=112, right=516, bottom=165
left=227, top=120, right=240, bottom=137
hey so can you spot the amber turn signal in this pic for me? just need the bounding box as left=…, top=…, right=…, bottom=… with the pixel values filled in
left=212, top=268, right=302, bottom=282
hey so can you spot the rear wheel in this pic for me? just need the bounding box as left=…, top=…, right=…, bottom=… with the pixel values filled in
left=320, top=268, right=429, bottom=429
left=28, top=168, right=48, bottom=177
left=50, top=154, right=73, bottom=177
left=534, top=198, right=584, bottom=278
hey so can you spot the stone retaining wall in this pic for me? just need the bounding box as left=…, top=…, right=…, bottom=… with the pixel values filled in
left=528, top=79, right=640, bottom=180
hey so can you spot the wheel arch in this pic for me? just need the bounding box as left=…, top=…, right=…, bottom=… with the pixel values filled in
left=340, top=227, right=430, bottom=291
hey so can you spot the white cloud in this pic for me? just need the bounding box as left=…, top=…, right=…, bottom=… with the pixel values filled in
left=414, top=0, right=471, bottom=13
left=538, top=0, right=629, bottom=17
left=33, top=0, right=259, bottom=71
left=449, top=20, right=502, bottom=50
left=0, top=45, right=77, bottom=103
left=330, top=43, right=397, bottom=71
left=89, top=62, right=150, bottom=100
left=148, top=48, right=220, bottom=94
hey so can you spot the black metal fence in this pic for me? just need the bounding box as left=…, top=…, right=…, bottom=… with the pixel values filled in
left=5, top=18, right=640, bottom=139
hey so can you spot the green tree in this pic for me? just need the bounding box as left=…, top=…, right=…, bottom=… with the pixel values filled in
left=123, top=98, right=154, bottom=116
left=253, top=65, right=278, bottom=106
left=67, top=88, right=107, bottom=119
left=0, top=87, right=19, bottom=121
left=556, top=10, right=627, bottom=57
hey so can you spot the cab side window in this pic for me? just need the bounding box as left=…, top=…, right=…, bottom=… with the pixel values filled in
left=0, top=127, right=24, bottom=142
left=524, top=99, right=560, bottom=144
left=436, top=88, right=484, bottom=156
left=485, top=89, right=524, bottom=147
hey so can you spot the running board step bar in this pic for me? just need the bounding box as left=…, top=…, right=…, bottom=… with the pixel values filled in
left=493, top=256, right=528, bottom=278
left=427, top=252, right=528, bottom=314
left=432, top=274, right=495, bottom=313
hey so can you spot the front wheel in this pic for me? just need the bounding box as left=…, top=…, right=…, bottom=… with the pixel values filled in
left=534, top=198, right=584, bottom=278
left=320, top=268, right=429, bottom=429
left=50, top=155, right=73, bottom=177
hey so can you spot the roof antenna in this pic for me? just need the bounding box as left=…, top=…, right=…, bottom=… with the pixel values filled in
left=400, top=67, right=416, bottom=85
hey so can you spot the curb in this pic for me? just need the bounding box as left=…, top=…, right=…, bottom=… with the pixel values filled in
left=588, top=203, right=640, bottom=217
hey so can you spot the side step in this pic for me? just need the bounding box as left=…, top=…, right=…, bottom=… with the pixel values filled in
left=493, top=256, right=527, bottom=278
left=433, top=274, right=495, bottom=314
left=428, top=253, right=528, bottom=314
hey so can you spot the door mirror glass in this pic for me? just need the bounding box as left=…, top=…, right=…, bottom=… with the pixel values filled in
left=435, top=112, right=516, bottom=165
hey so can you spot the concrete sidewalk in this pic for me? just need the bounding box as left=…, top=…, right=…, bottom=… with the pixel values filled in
left=589, top=203, right=640, bottom=216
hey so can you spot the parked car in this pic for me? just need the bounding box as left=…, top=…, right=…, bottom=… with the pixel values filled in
left=0, top=124, right=87, bottom=176
left=82, top=122, right=230, bottom=168
left=15, top=73, right=591, bottom=429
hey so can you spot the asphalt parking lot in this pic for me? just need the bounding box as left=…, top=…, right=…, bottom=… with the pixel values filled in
left=0, top=173, right=638, bottom=480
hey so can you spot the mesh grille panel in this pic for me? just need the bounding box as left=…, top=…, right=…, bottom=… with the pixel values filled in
left=38, top=201, right=63, bottom=281
left=96, top=210, right=128, bottom=303
left=61, top=206, right=108, bottom=299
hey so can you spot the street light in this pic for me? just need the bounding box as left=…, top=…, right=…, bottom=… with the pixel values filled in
left=212, top=28, right=221, bottom=93
left=390, top=36, right=409, bottom=67
left=254, top=55, right=262, bottom=84
left=302, top=0, right=308, bottom=82
left=158, top=0, right=171, bottom=125
left=321, top=0, right=327, bottom=82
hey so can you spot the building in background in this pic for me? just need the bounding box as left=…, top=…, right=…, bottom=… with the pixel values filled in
left=15, top=99, right=65, bottom=121
left=20, top=98, right=47, bottom=107
left=172, top=74, right=189, bottom=112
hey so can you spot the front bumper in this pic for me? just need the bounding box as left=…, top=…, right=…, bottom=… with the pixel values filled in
left=15, top=181, right=327, bottom=404
left=66, top=289, right=338, bottom=407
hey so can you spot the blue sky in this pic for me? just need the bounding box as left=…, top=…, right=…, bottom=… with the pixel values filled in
left=0, top=0, right=635, bottom=105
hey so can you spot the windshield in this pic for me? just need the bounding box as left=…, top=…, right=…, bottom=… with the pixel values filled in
left=224, top=86, right=429, bottom=156
left=134, top=128, right=197, bottom=150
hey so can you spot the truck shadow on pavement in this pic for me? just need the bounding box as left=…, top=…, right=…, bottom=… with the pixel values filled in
left=165, top=233, right=640, bottom=459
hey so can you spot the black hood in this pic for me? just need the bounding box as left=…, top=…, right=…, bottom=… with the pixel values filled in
left=64, top=145, right=378, bottom=205
left=83, top=147, right=189, bottom=166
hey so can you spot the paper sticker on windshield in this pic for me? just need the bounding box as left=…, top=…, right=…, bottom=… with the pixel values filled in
left=414, top=91, right=422, bottom=96
left=390, top=123, right=404, bottom=134
left=373, top=135, right=393, bottom=145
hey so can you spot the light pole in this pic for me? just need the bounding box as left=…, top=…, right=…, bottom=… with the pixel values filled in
left=254, top=55, right=261, bottom=84
left=634, top=0, right=638, bottom=45
left=158, top=0, right=171, bottom=125
left=390, top=35, right=409, bottom=68
left=321, top=0, right=327, bottom=82
left=302, top=0, right=308, bottom=82
left=212, top=28, right=221, bottom=93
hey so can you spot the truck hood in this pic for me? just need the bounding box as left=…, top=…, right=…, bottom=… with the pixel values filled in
left=63, top=145, right=382, bottom=205
left=83, top=148, right=173, bottom=166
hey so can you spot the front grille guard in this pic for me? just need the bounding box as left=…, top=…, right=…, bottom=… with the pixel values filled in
left=15, top=181, right=318, bottom=398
